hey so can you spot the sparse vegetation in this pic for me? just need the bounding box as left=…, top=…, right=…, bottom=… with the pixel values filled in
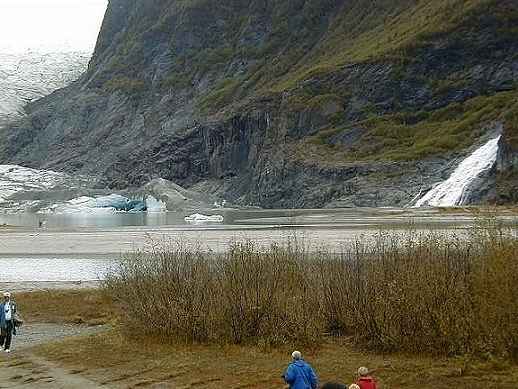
left=17, top=289, right=115, bottom=326
left=198, top=77, right=243, bottom=112
left=104, top=77, right=146, bottom=95
left=304, top=90, right=518, bottom=162
left=33, top=328, right=518, bottom=388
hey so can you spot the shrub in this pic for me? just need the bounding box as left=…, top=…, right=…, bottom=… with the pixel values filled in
left=104, top=223, right=518, bottom=359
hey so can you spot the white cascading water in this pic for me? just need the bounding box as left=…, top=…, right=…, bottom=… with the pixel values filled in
left=415, top=135, right=501, bottom=207
left=145, top=195, right=167, bottom=212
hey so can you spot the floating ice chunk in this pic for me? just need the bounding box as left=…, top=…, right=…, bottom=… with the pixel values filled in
left=184, top=213, right=224, bottom=223
left=213, top=200, right=228, bottom=209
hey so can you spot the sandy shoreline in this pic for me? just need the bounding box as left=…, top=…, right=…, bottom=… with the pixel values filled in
left=0, top=223, right=466, bottom=256
left=0, top=281, right=101, bottom=293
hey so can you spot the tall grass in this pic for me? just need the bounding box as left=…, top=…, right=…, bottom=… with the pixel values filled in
left=104, top=225, right=518, bottom=359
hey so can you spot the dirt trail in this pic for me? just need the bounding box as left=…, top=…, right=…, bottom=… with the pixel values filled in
left=0, top=354, right=101, bottom=388
left=0, top=323, right=107, bottom=389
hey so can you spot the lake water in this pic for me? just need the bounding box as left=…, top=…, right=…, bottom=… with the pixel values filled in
left=0, top=208, right=516, bottom=282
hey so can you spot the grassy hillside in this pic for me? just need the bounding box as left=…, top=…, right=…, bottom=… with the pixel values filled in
left=94, top=0, right=516, bottom=163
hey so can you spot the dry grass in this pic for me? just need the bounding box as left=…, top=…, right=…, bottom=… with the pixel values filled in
left=16, top=289, right=116, bottom=326
left=32, top=328, right=518, bottom=388
left=104, top=224, right=518, bottom=359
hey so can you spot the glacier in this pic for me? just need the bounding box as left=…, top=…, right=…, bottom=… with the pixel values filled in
left=0, top=164, right=169, bottom=214
left=415, top=135, right=501, bottom=207
left=0, top=164, right=81, bottom=203
left=0, top=50, right=90, bottom=122
left=46, top=194, right=167, bottom=215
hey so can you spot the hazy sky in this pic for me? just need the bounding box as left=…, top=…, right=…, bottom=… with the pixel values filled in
left=0, top=0, right=108, bottom=53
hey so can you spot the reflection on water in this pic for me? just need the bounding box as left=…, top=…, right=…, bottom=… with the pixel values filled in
left=0, top=207, right=505, bottom=229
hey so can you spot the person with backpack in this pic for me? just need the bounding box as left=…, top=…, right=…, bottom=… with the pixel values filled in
left=0, top=292, right=18, bottom=353
left=282, top=351, right=319, bottom=389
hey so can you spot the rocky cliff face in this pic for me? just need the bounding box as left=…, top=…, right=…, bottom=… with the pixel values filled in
left=1, top=0, right=517, bottom=207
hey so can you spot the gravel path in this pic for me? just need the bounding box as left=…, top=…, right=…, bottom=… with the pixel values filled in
left=0, top=323, right=107, bottom=388
left=13, top=323, right=106, bottom=350
left=0, top=353, right=101, bottom=388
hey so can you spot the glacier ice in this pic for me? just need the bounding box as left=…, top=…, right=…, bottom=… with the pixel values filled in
left=0, top=164, right=170, bottom=214
left=0, top=51, right=90, bottom=122
left=145, top=196, right=167, bottom=212
left=415, top=135, right=501, bottom=207
left=0, top=164, right=73, bottom=203
left=48, top=194, right=151, bottom=215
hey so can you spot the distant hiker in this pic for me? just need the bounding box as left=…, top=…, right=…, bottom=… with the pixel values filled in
left=322, top=383, right=347, bottom=389
left=356, top=367, right=377, bottom=389
left=282, top=350, right=319, bottom=389
left=0, top=292, right=18, bottom=353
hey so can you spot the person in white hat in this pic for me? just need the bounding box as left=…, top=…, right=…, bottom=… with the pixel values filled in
left=0, top=292, right=18, bottom=353
left=356, top=366, right=377, bottom=389
left=282, top=350, right=319, bottom=389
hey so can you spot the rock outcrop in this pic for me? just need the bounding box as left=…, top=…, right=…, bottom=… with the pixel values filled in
left=1, top=0, right=517, bottom=207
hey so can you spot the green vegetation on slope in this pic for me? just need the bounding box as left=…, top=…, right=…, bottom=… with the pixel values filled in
left=271, top=0, right=496, bottom=90
left=307, top=90, right=518, bottom=162
left=95, top=0, right=518, bottom=165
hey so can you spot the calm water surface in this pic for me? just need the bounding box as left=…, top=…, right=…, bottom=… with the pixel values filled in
left=0, top=208, right=515, bottom=282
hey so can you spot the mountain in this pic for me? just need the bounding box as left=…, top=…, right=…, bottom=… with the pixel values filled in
left=1, top=0, right=517, bottom=207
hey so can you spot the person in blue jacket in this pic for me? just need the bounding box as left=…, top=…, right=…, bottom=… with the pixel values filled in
left=282, top=350, right=319, bottom=389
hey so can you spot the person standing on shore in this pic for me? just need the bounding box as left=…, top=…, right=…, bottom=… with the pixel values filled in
left=282, top=351, right=319, bottom=389
left=0, top=292, right=17, bottom=353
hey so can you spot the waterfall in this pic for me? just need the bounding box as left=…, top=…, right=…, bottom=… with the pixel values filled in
left=415, top=135, right=501, bottom=207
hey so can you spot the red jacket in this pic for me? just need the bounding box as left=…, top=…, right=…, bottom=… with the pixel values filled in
left=357, top=376, right=377, bottom=389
